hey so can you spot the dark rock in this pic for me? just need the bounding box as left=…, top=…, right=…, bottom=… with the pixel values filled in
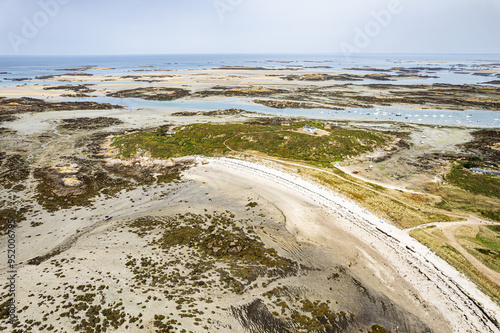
left=5, top=77, right=31, bottom=81
left=107, top=87, right=190, bottom=101
left=172, top=108, right=256, bottom=116
left=0, top=97, right=123, bottom=115
left=254, top=99, right=343, bottom=110
left=58, top=117, right=123, bottom=130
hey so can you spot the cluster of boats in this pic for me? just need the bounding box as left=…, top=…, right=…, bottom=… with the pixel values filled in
left=318, top=107, right=500, bottom=127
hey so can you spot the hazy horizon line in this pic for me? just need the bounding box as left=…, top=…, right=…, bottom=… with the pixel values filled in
left=1, top=52, right=500, bottom=57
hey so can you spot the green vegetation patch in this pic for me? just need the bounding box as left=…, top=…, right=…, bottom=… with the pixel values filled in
left=481, top=210, right=500, bottom=222
left=58, top=284, right=130, bottom=332
left=260, top=285, right=389, bottom=333
left=33, top=166, right=135, bottom=212
left=32, top=158, right=183, bottom=212
left=112, top=122, right=389, bottom=167
left=457, top=226, right=500, bottom=273
left=368, top=325, right=389, bottom=333
left=0, top=152, right=30, bottom=190
left=445, top=164, right=500, bottom=199
left=0, top=207, right=27, bottom=236
left=3, top=278, right=145, bottom=332
left=428, top=182, right=499, bottom=222
left=127, top=212, right=299, bottom=296
left=291, top=299, right=355, bottom=332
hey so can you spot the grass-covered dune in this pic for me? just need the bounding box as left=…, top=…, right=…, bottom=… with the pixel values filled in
left=112, top=121, right=389, bottom=167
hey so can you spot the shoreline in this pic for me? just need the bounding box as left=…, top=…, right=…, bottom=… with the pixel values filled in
left=198, top=156, right=500, bottom=332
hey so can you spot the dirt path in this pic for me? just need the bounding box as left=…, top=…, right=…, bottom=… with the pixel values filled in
left=440, top=225, right=500, bottom=284
left=405, top=216, right=498, bottom=231
left=333, top=162, right=419, bottom=193
left=407, top=213, right=500, bottom=285
left=408, top=215, right=500, bottom=290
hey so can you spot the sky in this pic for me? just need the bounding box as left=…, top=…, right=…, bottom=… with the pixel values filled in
left=0, top=0, right=499, bottom=55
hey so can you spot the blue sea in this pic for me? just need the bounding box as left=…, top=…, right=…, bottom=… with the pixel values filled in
left=1, top=53, right=499, bottom=127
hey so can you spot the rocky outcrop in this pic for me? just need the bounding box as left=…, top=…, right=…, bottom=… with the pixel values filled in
left=58, top=117, right=123, bottom=130
left=0, top=97, right=123, bottom=116
left=107, top=87, right=190, bottom=101
left=196, top=86, right=287, bottom=97
left=253, top=99, right=343, bottom=110
left=172, top=108, right=256, bottom=116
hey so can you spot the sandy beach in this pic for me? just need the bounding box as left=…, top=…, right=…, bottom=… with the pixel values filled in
left=1, top=154, right=499, bottom=332
left=195, top=157, right=500, bottom=332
